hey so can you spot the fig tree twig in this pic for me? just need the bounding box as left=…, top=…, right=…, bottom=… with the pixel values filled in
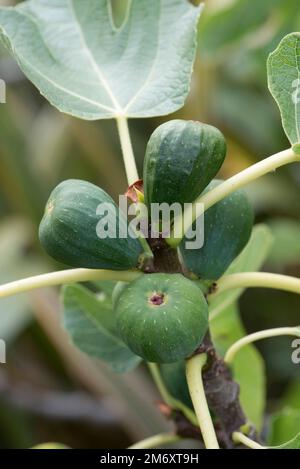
left=225, top=326, right=300, bottom=364
left=169, top=148, right=297, bottom=247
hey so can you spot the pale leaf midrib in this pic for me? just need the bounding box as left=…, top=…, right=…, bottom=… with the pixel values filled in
left=69, top=0, right=121, bottom=113
left=124, top=0, right=162, bottom=113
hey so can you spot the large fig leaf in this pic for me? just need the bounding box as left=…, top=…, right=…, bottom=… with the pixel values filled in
left=0, top=0, right=203, bottom=119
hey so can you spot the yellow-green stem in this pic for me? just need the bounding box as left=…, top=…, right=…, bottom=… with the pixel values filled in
left=128, top=432, right=181, bottom=450
left=225, top=326, right=300, bottom=364
left=0, top=269, right=142, bottom=299
left=210, top=272, right=300, bottom=299
left=168, top=148, right=297, bottom=248
left=116, top=116, right=139, bottom=186
left=186, top=354, right=219, bottom=449
left=232, top=432, right=265, bottom=449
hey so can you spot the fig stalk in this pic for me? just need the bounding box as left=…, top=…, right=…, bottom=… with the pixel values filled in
left=186, top=353, right=220, bottom=449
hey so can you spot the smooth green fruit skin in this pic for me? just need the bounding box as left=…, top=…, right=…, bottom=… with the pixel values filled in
left=179, top=180, right=254, bottom=280
left=39, top=179, right=143, bottom=270
left=144, top=120, right=227, bottom=208
left=115, top=273, right=208, bottom=364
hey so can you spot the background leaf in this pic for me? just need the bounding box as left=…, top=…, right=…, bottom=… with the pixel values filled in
left=198, top=0, right=300, bottom=157
left=211, top=303, right=266, bottom=430
left=209, top=224, right=273, bottom=321
left=63, top=283, right=141, bottom=373
left=0, top=217, right=49, bottom=342
left=199, top=0, right=280, bottom=58
left=267, top=218, right=300, bottom=270
left=0, top=0, right=203, bottom=119
left=268, top=408, right=300, bottom=446
left=274, top=432, right=300, bottom=449
left=268, top=32, right=300, bottom=147
left=210, top=224, right=273, bottom=429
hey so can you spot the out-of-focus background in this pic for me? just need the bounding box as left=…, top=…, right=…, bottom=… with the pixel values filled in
left=0, top=0, right=299, bottom=448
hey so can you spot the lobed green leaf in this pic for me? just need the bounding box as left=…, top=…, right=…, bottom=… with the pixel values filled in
left=0, top=0, right=203, bottom=120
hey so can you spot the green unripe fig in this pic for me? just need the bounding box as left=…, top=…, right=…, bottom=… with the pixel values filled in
left=39, top=179, right=143, bottom=270
left=179, top=180, right=254, bottom=280
left=144, top=120, right=226, bottom=208
left=115, top=273, right=208, bottom=363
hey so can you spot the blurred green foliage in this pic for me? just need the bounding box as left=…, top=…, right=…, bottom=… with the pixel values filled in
left=0, top=0, right=299, bottom=448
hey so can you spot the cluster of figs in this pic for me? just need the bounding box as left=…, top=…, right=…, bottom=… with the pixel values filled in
left=39, top=120, right=253, bottom=364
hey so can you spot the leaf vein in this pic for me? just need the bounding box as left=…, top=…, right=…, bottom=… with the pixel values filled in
left=69, top=0, right=121, bottom=113
left=17, top=53, right=116, bottom=114
left=124, top=0, right=162, bottom=113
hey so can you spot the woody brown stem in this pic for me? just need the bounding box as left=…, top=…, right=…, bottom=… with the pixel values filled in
left=197, top=334, right=247, bottom=445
